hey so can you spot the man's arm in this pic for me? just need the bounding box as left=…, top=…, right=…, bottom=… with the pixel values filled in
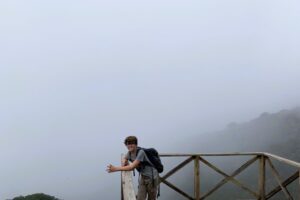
left=107, top=159, right=140, bottom=173
left=121, top=158, right=128, bottom=166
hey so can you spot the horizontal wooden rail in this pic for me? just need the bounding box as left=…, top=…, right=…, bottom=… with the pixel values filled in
left=160, top=152, right=300, bottom=167
left=160, top=152, right=265, bottom=157
left=263, top=153, right=300, bottom=168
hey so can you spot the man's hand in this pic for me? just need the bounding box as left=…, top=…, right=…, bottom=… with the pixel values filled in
left=106, top=159, right=140, bottom=173
left=106, top=164, right=117, bottom=173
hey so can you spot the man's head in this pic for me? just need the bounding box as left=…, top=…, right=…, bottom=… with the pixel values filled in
left=124, top=136, right=138, bottom=152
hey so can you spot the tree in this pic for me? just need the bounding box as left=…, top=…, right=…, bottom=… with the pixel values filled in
left=12, top=193, right=60, bottom=200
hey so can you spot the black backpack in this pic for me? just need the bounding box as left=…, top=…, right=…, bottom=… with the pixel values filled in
left=129, top=147, right=164, bottom=173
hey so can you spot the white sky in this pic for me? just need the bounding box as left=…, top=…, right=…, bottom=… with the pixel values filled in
left=1, top=0, right=300, bottom=199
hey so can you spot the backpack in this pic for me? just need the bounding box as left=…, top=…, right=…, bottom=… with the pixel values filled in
left=129, top=147, right=164, bottom=173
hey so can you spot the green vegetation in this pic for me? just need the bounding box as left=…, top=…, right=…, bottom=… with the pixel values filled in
left=12, top=193, right=60, bottom=200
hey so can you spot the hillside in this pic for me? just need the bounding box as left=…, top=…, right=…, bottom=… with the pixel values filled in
left=166, top=107, right=300, bottom=200
left=216, top=107, right=300, bottom=161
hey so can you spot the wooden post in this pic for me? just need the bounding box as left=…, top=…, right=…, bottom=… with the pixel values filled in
left=121, top=173, right=124, bottom=200
left=121, top=154, right=124, bottom=200
left=194, top=156, right=200, bottom=200
left=259, top=155, right=265, bottom=200
left=121, top=154, right=136, bottom=200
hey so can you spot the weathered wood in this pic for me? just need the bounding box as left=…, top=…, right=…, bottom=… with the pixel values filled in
left=265, top=171, right=299, bottom=199
left=121, top=172, right=124, bottom=200
left=121, top=154, right=136, bottom=200
left=263, top=153, right=300, bottom=168
left=194, top=156, right=200, bottom=200
left=160, top=152, right=264, bottom=157
left=160, top=153, right=300, bottom=168
left=121, top=171, right=136, bottom=200
left=161, top=179, right=194, bottom=200
left=201, top=156, right=258, bottom=198
left=160, top=156, right=194, bottom=182
left=121, top=155, right=124, bottom=200
left=259, top=155, right=266, bottom=200
left=266, top=158, right=293, bottom=200
left=201, top=156, right=259, bottom=199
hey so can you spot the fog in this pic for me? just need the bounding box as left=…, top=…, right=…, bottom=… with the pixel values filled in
left=1, top=0, right=300, bottom=199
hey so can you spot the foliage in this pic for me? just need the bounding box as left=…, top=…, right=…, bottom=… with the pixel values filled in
left=12, top=193, right=60, bottom=200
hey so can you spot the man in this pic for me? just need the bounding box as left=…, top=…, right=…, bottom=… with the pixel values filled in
left=107, top=136, right=159, bottom=200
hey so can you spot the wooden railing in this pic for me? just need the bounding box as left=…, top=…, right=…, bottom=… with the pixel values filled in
left=121, top=152, right=300, bottom=200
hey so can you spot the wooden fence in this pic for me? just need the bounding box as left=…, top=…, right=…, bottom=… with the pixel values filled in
left=121, top=152, right=300, bottom=200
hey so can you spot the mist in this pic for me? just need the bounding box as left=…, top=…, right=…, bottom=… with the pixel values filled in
left=1, top=0, right=300, bottom=199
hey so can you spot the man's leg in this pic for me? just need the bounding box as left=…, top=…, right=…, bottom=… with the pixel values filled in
left=137, top=175, right=147, bottom=200
left=145, top=176, right=159, bottom=200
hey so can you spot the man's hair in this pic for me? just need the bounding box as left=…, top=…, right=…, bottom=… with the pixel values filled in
left=124, top=136, right=138, bottom=145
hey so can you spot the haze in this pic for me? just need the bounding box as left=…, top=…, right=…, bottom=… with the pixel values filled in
left=1, top=0, right=300, bottom=199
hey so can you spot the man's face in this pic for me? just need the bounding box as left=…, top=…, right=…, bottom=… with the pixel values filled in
left=126, top=142, right=137, bottom=152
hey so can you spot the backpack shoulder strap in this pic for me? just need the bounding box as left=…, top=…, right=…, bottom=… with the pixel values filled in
left=130, top=147, right=142, bottom=176
left=139, top=148, right=154, bottom=167
left=136, top=147, right=142, bottom=158
left=128, top=147, right=142, bottom=162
